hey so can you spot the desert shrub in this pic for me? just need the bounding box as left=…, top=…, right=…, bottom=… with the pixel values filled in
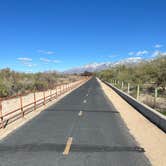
left=0, top=69, right=80, bottom=97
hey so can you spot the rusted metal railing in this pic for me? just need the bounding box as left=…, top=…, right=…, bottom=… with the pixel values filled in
left=0, top=78, right=89, bottom=129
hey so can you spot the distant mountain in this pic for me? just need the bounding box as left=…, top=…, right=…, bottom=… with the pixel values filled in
left=64, top=62, right=112, bottom=74
left=112, top=57, right=143, bottom=66
left=64, top=57, right=144, bottom=74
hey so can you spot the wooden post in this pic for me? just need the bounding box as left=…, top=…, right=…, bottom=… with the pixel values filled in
left=64, top=84, right=65, bottom=92
left=61, top=84, right=63, bottom=93
left=0, top=98, right=4, bottom=129
left=136, top=84, right=140, bottom=101
left=43, top=91, right=46, bottom=105
left=56, top=86, right=58, bottom=98
left=154, top=87, right=158, bottom=107
left=34, top=91, right=36, bottom=110
left=50, top=89, right=52, bottom=101
left=20, top=95, right=24, bottom=118
left=127, top=83, right=130, bottom=94
left=60, top=85, right=62, bottom=94
left=121, top=81, right=124, bottom=90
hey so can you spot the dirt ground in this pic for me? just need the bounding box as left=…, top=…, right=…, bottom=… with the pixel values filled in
left=98, top=79, right=166, bottom=166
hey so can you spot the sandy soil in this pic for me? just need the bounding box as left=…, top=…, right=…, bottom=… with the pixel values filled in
left=98, top=79, right=166, bottom=166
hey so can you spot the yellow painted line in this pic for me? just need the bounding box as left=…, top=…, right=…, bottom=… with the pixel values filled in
left=78, top=111, right=83, bottom=116
left=63, top=137, right=73, bottom=155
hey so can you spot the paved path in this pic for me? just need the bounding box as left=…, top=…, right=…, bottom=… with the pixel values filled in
left=0, top=78, right=151, bottom=166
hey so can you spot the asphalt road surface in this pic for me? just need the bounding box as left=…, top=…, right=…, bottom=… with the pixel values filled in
left=0, top=78, right=151, bottom=166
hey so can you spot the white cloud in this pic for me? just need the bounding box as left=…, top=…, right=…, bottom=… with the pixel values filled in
left=23, top=63, right=36, bottom=67
left=37, top=50, right=55, bottom=55
left=40, top=58, right=51, bottom=63
left=17, top=57, right=36, bottom=67
left=127, top=57, right=142, bottom=61
left=152, top=50, right=166, bottom=57
left=154, top=44, right=163, bottom=48
left=17, top=57, right=32, bottom=62
left=53, top=60, right=61, bottom=63
left=40, top=58, right=61, bottom=64
left=136, top=50, right=148, bottom=56
left=128, top=50, right=148, bottom=56
left=108, top=54, right=117, bottom=58
left=152, top=50, right=160, bottom=57
left=128, top=52, right=134, bottom=56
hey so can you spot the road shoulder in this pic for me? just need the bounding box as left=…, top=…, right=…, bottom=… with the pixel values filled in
left=98, top=78, right=166, bottom=166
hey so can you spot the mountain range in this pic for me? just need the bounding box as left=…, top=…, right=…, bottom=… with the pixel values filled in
left=64, top=57, right=144, bottom=74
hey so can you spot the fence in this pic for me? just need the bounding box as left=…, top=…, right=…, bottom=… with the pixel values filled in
left=109, top=80, right=166, bottom=115
left=0, top=78, right=89, bottom=129
left=103, top=80, right=166, bottom=133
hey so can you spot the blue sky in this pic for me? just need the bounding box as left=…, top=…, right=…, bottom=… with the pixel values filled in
left=0, top=0, right=166, bottom=72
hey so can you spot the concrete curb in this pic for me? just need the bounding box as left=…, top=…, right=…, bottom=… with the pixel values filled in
left=103, top=80, right=166, bottom=133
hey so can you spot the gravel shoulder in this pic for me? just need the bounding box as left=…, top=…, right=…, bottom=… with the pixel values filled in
left=98, top=79, right=166, bottom=166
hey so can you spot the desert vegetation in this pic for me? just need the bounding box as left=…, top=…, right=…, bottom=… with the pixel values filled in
left=0, top=68, right=80, bottom=98
left=97, top=56, right=166, bottom=114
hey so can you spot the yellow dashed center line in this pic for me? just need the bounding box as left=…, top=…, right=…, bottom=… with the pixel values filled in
left=63, top=137, right=73, bottom=155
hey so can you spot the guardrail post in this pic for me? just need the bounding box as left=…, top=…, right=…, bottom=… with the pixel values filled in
left=136, top=84, right=140, bottom=101
left=154, top=87, right=158, bottom=107
left=19, top=95, right=24, bottom=118
left=34, top=91, right=36, bottom=110
left=43, top=91, right=46, bottom=105
left=127, top=83, right=130, bottom=94
left=0, top=98, right=4, bottom=129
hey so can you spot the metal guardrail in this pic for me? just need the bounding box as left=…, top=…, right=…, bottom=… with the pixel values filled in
left=0, top=78, right=89, bottom=129
left=103, top=80, right=166, bottom=133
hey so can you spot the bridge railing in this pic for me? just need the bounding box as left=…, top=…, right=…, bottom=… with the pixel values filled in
left=0, top=78, right=89, bottom=129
